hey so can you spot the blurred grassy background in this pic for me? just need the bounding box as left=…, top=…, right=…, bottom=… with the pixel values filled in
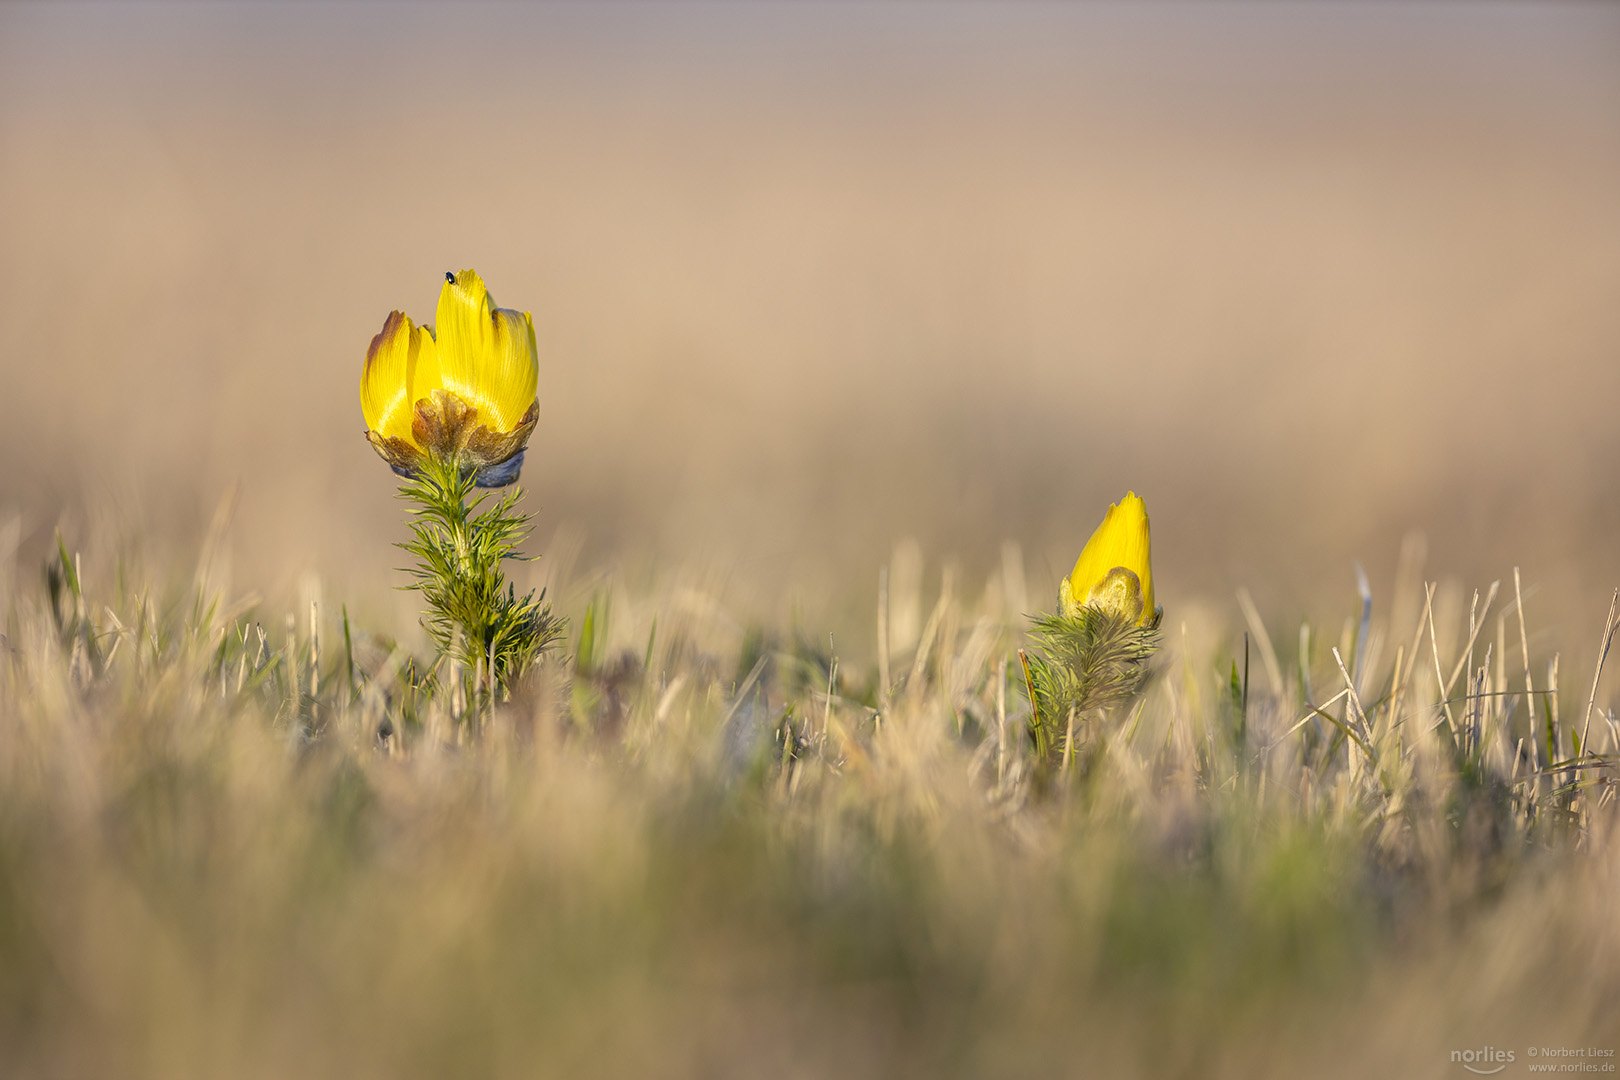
left=5, top=7, right=1620, bottom=1076
left=3, top=1, right=1619, bottom=642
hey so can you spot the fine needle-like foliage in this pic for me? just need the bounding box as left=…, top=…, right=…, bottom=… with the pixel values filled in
left=397, top=453, right=562, bottom=705
left=1024, top=604, right=1163, bottom=762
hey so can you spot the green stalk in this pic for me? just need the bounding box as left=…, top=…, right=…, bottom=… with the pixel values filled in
left=397, top=454, right=561, bottom=712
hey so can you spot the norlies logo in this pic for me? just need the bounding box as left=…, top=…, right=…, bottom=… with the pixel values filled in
left=1453, top=1047, right=1517, bottom=1075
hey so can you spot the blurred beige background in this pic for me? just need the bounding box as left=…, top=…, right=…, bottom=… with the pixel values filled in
left=2, top=2, right=1618, bottom=641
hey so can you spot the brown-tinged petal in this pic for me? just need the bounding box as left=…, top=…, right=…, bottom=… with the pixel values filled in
left=361, top=310, right=441, bottom=446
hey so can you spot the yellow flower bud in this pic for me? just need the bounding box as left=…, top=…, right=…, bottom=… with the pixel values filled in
left=1063, top=492, right=1155, bottom=624
left=361, top=270, right=539, bottom=487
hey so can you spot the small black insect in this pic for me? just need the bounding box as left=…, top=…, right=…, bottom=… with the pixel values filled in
left=445, top=271, right=456, bottom=284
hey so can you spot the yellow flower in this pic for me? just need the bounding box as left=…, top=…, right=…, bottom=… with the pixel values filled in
left=1060, top=492, right=1156, bottom=624
left=361, top=269, right=539, bottom=487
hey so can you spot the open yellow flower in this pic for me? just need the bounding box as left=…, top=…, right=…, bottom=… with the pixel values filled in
left=1060, top=492, right=1156, bottom=625
left=361, top=269, right=539, bottom=487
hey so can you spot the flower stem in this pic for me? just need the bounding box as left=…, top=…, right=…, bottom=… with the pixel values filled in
left=397, top=455, right=561, bottom=712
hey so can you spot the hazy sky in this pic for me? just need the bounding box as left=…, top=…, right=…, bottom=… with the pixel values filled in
left=3, top=2, right=1618, bottom=633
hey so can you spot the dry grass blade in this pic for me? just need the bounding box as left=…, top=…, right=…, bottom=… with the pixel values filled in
left=1514, top=567, right=1537, bottom=772
left=1236, top=587, right=1285, bottom=698
left=1579, top=588, right=1620, bottom=756
left=877, top=566, right=892, bottom=710
left=1331, top=646, right=1377, bottom=763
left=1281, top=686, right=1350, bottom=741
left=906, top=570, right=953, bottom=696
left=1445, top=580, right=1500, bottom=699
left=1424, top=583, right=1457, bottom=738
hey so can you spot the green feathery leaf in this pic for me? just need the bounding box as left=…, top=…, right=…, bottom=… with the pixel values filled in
left=1024, top=604, right=1161, bottom=762
left=395, top=455, right=562, bottom=709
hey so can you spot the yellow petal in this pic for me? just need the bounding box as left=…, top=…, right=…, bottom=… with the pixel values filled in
left=1067, top=492, right=1154, bottom=623
left=361, top=311, right=441, bottom=446
left=433, top=269, right=538, bottom=434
